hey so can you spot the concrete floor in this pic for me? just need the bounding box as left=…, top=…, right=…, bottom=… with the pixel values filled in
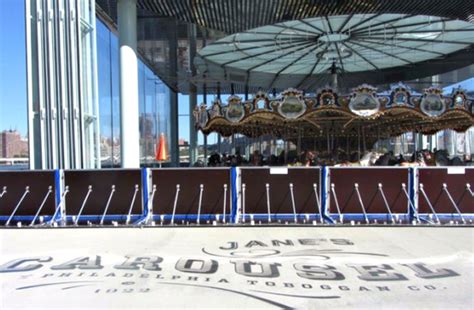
left=0, top=226, right=473, bottom=309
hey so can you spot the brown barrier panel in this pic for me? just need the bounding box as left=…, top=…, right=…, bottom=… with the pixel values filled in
left=0, top=171, right=57, bottom=216
left=64, top=169, right=142, bottom=215
left=418, top=168, right=474, bottom=214
left=240, top=167, right=320, bottom=215
left=152, top=168, right=230, bottom=215
left=329, top=168, right=409, bottom=214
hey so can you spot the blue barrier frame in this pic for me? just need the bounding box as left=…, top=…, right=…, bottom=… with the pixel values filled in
left=60, top=168, right=146, bottom=226
left=231, top=167, right=238, bottom=223
left=147, top=167, right=233, bottom=224
left=0, top=170, right=59, bottom=225
left=237, top=167, right=325, bottom=224
left=415, top=167, right=474, bottom=223
left=325, top=166, right=412, bottom=224
left=1, top=167, right=472, bottom=226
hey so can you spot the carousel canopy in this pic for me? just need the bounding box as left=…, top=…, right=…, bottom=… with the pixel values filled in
left=194, top=84, right=474, bottom=142
left=196, top=14, right=474, bottom=90
left=96, top=0, right=474, bottom=93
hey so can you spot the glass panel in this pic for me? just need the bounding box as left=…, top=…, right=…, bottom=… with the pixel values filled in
left=80, top=0, right=99, bottom=168
left=96, top=19, right=114, bottom=167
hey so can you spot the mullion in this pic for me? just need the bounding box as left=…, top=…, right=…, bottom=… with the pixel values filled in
left=272, top=23, right=321, bottom=36
left=337, top=14, right=354, bottom=33
left=342, top=13, right=381, bottom=34
left=209, top=37, right=307, bottom=45
left=247, top=31, right=316, bottom=37
left=296, top=43, right=331, bottom=89
left=356, top=38, right=445, bottom=56
left=268, top=42, right=324, bottom=88
left=222, top=40, right=313, bottom=66
left=352, top=14, right=417, bottom=34
left=202, top=39, right=307, bottom=57
left=298, top=19, right=326, bottom=34
left=341, top=42, right=379, bottom=70
left=354, top=18, right=450, bottom=36
left=354, top=35, right=472, bottom=45
left=349, top=40, right=413, bottom=64
left=358, top=28, right=474, bottom=35
left=325, top=16, right=334, bottom=33
left=334, top=42, right=345, bottom=72
left=246, top=42, right=315, bottom=71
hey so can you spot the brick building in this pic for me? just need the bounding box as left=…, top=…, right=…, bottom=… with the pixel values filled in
left=1, top=130, right=28, bottom=158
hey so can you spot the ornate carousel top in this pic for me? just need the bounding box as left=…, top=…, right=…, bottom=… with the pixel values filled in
left=193, top=84, right=473, bottom=141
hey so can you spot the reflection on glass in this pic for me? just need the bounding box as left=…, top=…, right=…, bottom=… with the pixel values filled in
left=255, top=99, right=266, bottom=110
left=97, top=18, right=171, bottom=167
left=97, top=19, right=118, bottom=167
left=420, top=94, right=446, bottom=116
left=278, top=95, right=306, bottom=118
left=226, top=102, right=244, bottom=122
left=454, top=95, right=464, bottom=106
left=394, top=92, right=407, bottom=105
left=349, top=93, right=380, bottom=116
left=321, top=93, right=335, bottom=105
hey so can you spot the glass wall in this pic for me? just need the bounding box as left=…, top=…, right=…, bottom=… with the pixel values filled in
left=178, top=93, right=190, bottom=165
left=96, top=19, right=120, bottom=167
left=96, top=18, right=171, bottom=168
left=138, top=62, right=171, bottom=166
left=80, top=0, right=100, bottom=168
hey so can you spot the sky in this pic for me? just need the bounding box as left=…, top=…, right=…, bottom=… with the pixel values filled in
left=0, top=0, right=27, bottom=136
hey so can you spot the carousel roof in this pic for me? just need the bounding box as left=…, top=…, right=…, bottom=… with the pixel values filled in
left=96, top=0, right=474, bottom=93
left=194, top=84, right=474, bottom=140
left=196, top=14, right=474, bottom=90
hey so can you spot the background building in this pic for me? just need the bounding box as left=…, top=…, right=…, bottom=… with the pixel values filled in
left=0, top=130, right=28, bottom=158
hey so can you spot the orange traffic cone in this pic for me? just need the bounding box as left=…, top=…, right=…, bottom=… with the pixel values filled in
left=156, top=133, right=168, bottom=167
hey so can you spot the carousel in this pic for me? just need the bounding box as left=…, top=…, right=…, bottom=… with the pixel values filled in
left=193, top=13, right=474, bottom=159
left=193, top=84, right=473, bottom=156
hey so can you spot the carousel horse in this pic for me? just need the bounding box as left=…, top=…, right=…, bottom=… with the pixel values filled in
left=400, top=151, right=427, bottom=167
left=434, top=149, right=450, bottom=166
left=334, top=151, right=379, bottom=167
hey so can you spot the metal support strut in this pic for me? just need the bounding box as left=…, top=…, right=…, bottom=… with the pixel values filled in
left=170, top=184, right=180, bottom=225
left=126, top=184, right=139, bottom=225
left=265, top=183, right=271, bottom=223
left=442, top=183, right=465, bottom=224
left=30, top=186, right=53, bottom=226
left=74, top=185, right=92, bottom=225
left=222, top=184, right=227, bottom=224
left=0, top=186, right=6, bottom=198
left=197, top=184, right=204, bottom=225
left=419, top=183, right=440, bottom=224
left=401, top=183, right=419, bottom=222
left=6, top=186, right=30, bottom=226
left=313, top=183, right=323, bottom=223
left=49, top=186, right=69, bottom=226
left=100, top=185, right=116, bottom=225
left=466, top=183, right=473, bottom=197
left=354, top=183, right=369, bottom=224
left=289, top=183, right=297, bottom=223
left=241, top=183, right=246, bottom=223
left=378, top=183, right=395, bottom=223
left=330, top=183, right=343, bottom=222
left=146, top=184, right=157, bottom=225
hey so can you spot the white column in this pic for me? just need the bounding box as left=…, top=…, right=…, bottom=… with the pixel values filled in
left=118, top=0, right=140, bottom=168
